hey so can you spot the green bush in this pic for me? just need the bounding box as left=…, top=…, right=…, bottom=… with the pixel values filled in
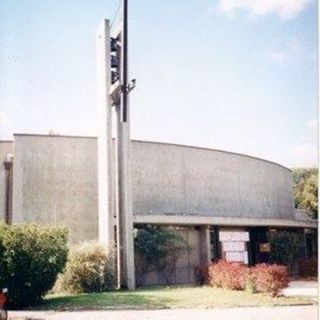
left=0, top=222, right=68, bottom=308
left=60, top=241, right=116, bottom=293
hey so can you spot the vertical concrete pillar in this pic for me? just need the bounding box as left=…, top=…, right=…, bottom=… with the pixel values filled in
left=116, top=103, right=135, bottom=290
left=97, top=20, right=114, bottom=246
left=199, top=225, right=211, bottom=265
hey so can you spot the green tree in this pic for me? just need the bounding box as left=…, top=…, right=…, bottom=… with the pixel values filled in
left=292, top=168, right=318, bottom=219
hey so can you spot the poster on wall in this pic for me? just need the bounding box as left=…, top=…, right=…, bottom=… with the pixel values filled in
left=222, top=241, right=246, bottom=251
left=220, top=230, right=249, bottom=264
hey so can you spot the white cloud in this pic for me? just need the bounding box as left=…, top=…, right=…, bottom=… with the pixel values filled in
left=218, top=0, right=312, bottom=20
left=266, top=38, right=305, bottom=65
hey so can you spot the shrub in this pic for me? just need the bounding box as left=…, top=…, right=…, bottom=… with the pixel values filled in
left=208, top=260, right=249, bottom=290
left=245, top=275, right=257, bottom=293
left=250, top=263, right=289, bottom=296
left=0, top=222, right=68, bottom=308
left=298, top=256, right=318, bottom=278
left=60, top=241, right=116, bottom=293
left=208, top=260, right=289, bottom=296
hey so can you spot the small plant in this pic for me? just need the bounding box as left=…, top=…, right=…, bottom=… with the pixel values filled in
left=60, top=241, right=116, bottom=293
left=0, top=221, right=68, bottom=308
left=251, top=263, right=289, bottom=297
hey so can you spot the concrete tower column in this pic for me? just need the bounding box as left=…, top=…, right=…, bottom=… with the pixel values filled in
left=116, top=107, right=135, bottom=289
left=97, top=16, right=135, bottom=289
left=97, top=19, right=114, bottom=246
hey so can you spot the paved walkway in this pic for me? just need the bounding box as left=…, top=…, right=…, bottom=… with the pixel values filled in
left=8, top=306, right=318, bottom=320
left=282, top=281, right=318, bottom=297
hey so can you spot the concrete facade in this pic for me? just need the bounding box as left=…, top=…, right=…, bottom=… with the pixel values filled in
left=1, top=134, right=317, bottom=285
left=132, top=140, right=294, bottom=221
left=0, top=134, right=316, bottom=244
left=11, top=134, right=99, bottom=243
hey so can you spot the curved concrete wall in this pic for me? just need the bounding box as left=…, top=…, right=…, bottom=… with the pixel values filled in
left=9, top=135, right=299, bottom=243
left=132, top=141, right=295, bottom=220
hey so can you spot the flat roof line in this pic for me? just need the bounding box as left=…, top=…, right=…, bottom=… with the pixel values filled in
left=14, top=133, right=97, bottom=139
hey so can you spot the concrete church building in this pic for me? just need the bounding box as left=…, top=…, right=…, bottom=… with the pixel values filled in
left=0, top=18, right=317, bottom=287
left=0, top=134, right=317, bottom=285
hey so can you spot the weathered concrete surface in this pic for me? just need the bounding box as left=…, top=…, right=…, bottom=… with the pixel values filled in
left=12, top=135, right=98, bottom=243
left=10, top=135, right=309, bottom=244
left=132, top=141, right=295, bottom=220
left=97, top=19, right=114, bottom=247
left=0, top=141, right=13, bottom=221
left=8, top=306, right=318, bottom=320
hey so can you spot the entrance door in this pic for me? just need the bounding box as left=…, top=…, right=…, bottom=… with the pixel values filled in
left=248, top=227, right=270, bottom=265
left=142, top=226, right=201, bottom=285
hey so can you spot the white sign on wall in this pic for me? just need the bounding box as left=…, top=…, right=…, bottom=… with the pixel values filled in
left=225, top=251, right=248, bottom=264
left=222, top=241, right=246, bottom=252
left=219, top=231, right=249, bottom=242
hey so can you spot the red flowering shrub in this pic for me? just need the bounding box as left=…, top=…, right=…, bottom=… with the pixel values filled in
left=207, top=260, right=289, bottom=296
left=298, top=256, right=318, bottom=278
left=208, top=260, right=249, bottom=290
left=251, top=263, right=289, bottom=296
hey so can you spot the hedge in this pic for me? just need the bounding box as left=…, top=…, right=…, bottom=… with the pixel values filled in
left=250, top=263, right=289, bottom=296
left=0, top=222, right=68, bottom=308
left=207, top=260, right=289, bottom=296
left=208, top=260, right=249, bottom=290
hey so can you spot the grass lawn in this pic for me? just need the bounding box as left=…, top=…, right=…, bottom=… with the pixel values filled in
left=36, top=286, right=317, bottom=311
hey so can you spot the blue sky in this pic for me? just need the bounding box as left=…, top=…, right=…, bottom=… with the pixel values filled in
left=0, top=0, right=317, bottom=167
